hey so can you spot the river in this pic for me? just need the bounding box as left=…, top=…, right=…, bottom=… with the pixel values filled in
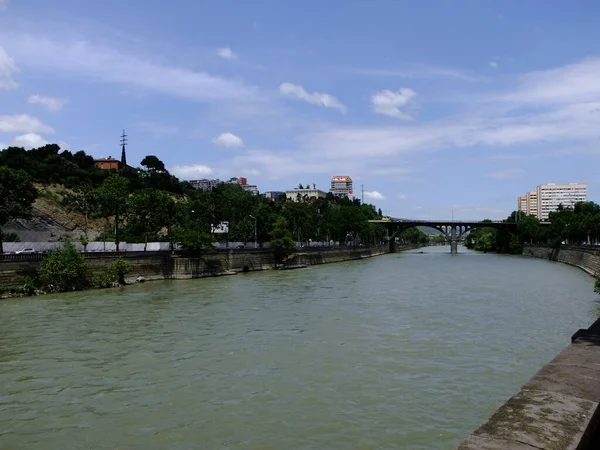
left=1, top=246, right=598, bottom=449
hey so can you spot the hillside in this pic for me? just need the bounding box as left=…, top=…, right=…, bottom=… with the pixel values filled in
left=4, top=184, right=106, bottom=242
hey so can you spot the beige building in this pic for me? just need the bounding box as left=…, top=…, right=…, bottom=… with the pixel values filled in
left=518, top=183, right=587, bottom=220
left=285, top=188, right=327, bottom=202
left=330, top=175, right=353, bottom=200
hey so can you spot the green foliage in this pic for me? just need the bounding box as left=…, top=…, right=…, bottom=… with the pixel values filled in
left=0, top=166, right=38, bottom=253
left=125, top=189, right=175, bottom=247
left=595, top=277, right=600, bottom=296
left=106, top=257, right=131, bottom=285
left=175, top=229, right=215, bottom=256
left=1, top=231, right=21, bottom=242
left=40, top=241, right=90, bottom=292
left=397, top=228, right=430, bottom=245
left=269, top=216, right=296, bottom=263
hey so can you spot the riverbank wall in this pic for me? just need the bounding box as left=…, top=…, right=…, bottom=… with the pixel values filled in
left=0, top=244, right=399, bottom=288
left=523, top=244, right=600, bottom=276
left=456, top=318, right=600, bottom=449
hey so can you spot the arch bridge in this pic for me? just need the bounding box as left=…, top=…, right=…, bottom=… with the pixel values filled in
left=368, top=218, right=549, bottom=254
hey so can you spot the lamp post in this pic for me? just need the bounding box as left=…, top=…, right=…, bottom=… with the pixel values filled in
left=249, top=215, right=257, bottom=249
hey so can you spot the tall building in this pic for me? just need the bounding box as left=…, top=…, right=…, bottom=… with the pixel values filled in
left=518, top=183, right=587, bottom=220
left=263, top=191, right=285, bottom=201
left=189, top=179, right=221, bottom=190
left=330, top=176, right=353, bottom=200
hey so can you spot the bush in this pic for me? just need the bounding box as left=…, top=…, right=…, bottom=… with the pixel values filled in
left=106, top=257, right=131, bottom=285
left=595, top=277, right=600, bottom=295
left=1, top=231, right=21, bottom=242
left=40, top=241, right=90, bottom=292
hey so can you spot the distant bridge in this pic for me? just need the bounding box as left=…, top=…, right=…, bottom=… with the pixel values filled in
left=368, top=218, right=550, bottom=254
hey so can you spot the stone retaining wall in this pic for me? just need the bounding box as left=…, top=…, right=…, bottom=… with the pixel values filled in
left=0, top=245, right=394, bottom=287
left=523, top=244, right=600, bottom=276
left=457, top=319, right=600, bottom=449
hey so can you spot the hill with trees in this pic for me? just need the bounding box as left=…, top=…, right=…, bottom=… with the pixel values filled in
left=1, top=143, right=430, bottom=256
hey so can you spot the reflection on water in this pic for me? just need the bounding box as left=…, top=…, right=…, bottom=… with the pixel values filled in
left=0, top=246, right=597, bottom=449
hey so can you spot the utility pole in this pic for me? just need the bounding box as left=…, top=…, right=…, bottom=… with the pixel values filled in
left=249, top=215, right=257, bottom=249
left=120, top=129, right=128, bottom=169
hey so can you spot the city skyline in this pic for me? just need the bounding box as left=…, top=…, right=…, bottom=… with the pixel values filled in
left=1, top=1, right=599, bottom=220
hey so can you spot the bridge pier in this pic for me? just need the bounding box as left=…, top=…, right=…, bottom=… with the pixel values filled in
left=450, top=225, right=458, bottom=254
left=388, top=238, right=397, bottom=253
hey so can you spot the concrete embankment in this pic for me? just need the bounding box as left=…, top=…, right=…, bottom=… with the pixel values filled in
left=0, top=244, right=404, bottom=287
left=456, top=318, right=600, bottom=449
left=523, top=244, right=600, bottom=276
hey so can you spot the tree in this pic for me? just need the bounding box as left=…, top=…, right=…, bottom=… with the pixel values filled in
left=126, top=189, right=175, bottom=250
left=62, top=183, right=96, bottom=238
left=95, top=174, right=131, bottom=251
left=0, top=167, right=38, bottom=254
left=269, top=216, right=296, bottom=263
left=140, top=155, right=166, bottom=173
left=40, top=241, right=90, bottom=292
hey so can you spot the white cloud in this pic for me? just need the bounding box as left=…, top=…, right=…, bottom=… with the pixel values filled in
left=217, top=47, right=237, bottom=59
left=0, top=114, right=55, bottom=134
left=397, top=194, right=407, bottom=200
left=371, top=88, right=417, bottom=119
left=500, top=57, right=600, bottom=105
left=364, top=191, right=385, bottom=200
left=489, top=61, right=499, bottom=68
left=12, top=133, right=48, bottom=149
left=212, top=132, right=244, bottom=148
left=136, top=121, right=179, bottom=137
left=2, top=33, right=258, bottom=103
left=279, top=82, right=347, bottom=113
left=0, top=45, right=18, bottom=89
left=28, top=95, right=67, bottom=111
left=486, top=168, right=526, bottom=180
left=169, top=164, right=213, bottom=179
left=357, top=64, right=483, bottom=82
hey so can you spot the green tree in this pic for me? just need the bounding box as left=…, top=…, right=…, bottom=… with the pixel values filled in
left=95, top=174, right=130, bottom=251
left=40, top=241, right=90, bottom=292
left=0, top=167, right=38, bottom=254
left=62, top=182, right=96, bottom=238
left=269, top=216, right=296, bottom=263
left=106, top=257, right=131, bottom=285
left=126, top=189, right=175, bottom=250
left=517, top=215, right=542, bottom=244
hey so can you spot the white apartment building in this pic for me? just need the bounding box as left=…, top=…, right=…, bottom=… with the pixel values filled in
left=285, top=188, right=327, bottom=202
left=330, top=176, right=353, bottom=200
left=518, top=183, right=587, bottom=220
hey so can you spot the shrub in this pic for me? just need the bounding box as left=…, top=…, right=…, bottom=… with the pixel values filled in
left=106, top=257, right=131, bottom=285
left=40, top=241, right=90, bottom=292
left=595, top=277, right=600, bottom=295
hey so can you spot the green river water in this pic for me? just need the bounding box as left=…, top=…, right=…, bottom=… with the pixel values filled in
left=0, top=246, right=598, bottom=449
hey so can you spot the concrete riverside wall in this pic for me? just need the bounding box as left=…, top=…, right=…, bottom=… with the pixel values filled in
left=0, top=244, right=395, bottom=287
left=523, top=244, right=600, bottom=276
left=456, top=319, right=600, bottom=449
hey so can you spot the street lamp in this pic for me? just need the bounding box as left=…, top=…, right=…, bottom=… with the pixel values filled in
left=249, top=215, right=257, bottom=249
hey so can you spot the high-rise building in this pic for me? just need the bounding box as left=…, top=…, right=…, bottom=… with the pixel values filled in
left=330, top=176, right=353, bottom=200
left=189, top=179, right=221, bottom=190
left=518, top=183, right=587, bottom=220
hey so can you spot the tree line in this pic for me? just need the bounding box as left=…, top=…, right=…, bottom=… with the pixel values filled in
left=465, top=202, right=600, bottom=253
left=0, top=144, right=436, bottom=259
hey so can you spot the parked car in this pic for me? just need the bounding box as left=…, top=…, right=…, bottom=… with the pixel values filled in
left=15, top=248, right=36, bottom=254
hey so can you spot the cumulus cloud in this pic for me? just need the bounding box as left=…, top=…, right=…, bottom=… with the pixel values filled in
left=0, top=45, right=18, bottom=89
left=12, top=133, right=48, bottom=149
left=217, top=47, right=237, bottom=59
left=1, top=33, right=258, bottom=103
left=0, top=114, right=55, bottom=134
left=364, top=191, right=385, bottom=200
left=169, top=164, right=213, bottom=179
left=279, top=82, right=347, bottom=113
left=212, top=132, right=244, bottom=148
left=489, top=61, right=499, bottom=69
left=371, top=88, right=417, bottom=119
left=28, top=95, right=67, bottom=111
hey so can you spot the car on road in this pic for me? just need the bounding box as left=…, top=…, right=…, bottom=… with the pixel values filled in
left=15, top=248, right=36, bottom=254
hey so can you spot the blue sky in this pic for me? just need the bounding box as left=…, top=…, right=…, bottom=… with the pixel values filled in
left=1, top=0, right=599, bottom=220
